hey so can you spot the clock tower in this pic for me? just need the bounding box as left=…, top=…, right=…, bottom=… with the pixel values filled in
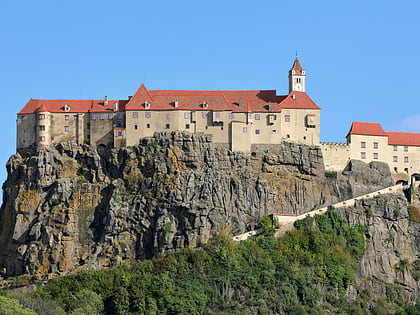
left=288, top=58, right=306, bottom=93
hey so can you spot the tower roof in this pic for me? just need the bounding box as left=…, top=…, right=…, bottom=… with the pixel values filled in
left=289, top=58, right=305, bottom=75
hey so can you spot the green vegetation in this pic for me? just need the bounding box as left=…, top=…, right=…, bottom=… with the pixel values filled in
left=324, top=171, right=337, bottom=179
left=407, top=205, right=420, bottom=223
left=2, top=209, right=418, bottom=314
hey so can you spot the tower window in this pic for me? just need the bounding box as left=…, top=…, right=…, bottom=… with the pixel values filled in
left=285, top=115, right=290, bottom=122
left=373, top=142, right=378, bottom=149
left=146, top=124, right=151, bottom=128
left=165, top=124, right=170, bottom=129
left=185, top=124, right=190, bottom=129
left=373, top=153, right=378, bottom=159
left=360, top=142, right=366, bottom=148
left=361, top=152, right=366, bottom=159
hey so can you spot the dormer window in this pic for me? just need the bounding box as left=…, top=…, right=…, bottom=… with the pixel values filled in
left=202, top=102, right=208, bottom=109
left=292, top=70, right=296, bottom=74
left=64, top=104, right=70, bottom=112
left=302, top=70, right=306, bottom=75
left=174, top=99, right=179, bottom=108
left=144, top=101, right=150, bottom=109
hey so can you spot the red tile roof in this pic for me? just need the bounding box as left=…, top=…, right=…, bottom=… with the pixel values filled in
left=386, top=131, right=420, bottom=146
left=347, top=122, right=387, bottom=136
left=348, top=122, right=420, bottom=146
left=17, top=84, right=320, bottom=114
left=18, top=99, right=128, bottom=114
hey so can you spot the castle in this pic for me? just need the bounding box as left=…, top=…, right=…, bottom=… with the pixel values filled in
left=16, top=59, right=420, bottom=181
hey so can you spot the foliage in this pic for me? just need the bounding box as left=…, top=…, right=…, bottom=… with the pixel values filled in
left=0, top=295, right=37, bottom=315
left=8, top=208, right=414, bottom=314
left=407, top=205, right=420, bottom=223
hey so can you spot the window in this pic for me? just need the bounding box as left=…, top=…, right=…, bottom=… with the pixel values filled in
left=146, top=124, right=151, bottom=128
left=202, top=112, right=208, bottom=119
left=404, top=146, right=408, bottom=152
left=255, top=129, right=260, bottom=135
left=393, top=156, right=398, bottom=162
left=165, top=124, right=170, bottom=129
left=50, top=137, right=54, bottom=141
left=242, top=127, right=247, bottom=132
left=373, top=142, right=378, bottom=149
left=145, top=112, right=151, bottom=118
left=74, top=115, right=78, bottom=120
left=64, top=126, right=69, bottom=132
left=39, top=114, right=45, bottom=120
left=184, top=113, right=190, bottom=119
left=117, top=113, right=123, bottom=119
left=165, top=113, right=171, bottom=119
left=361, top=152, right=366, bottom=159
left=38, top=136, right=45, bottom=142
left=215, top=112, right=221, bottom=119
left=373, top=153, right=378, bottom=159
left=108, top=114, right=113, bottom=119
left=360, top=142, right=366, bottom=148
left=39, top=125, right=45, bottom=131
left=229, top=113, right=234, bottom=119
left=272, top=130, right=277, bottom=134
left=117, top=130, right=123, bottom=137
left=185, top=124, right=190, bottom=129
left=134, top=125, right=138, bottom=130
left=132, top=112, right=138, bottom=118
left=285, top=115, right=290, bottom=122
left=255, top=114, right=260, bottom=120
left=91, top=114, right=97, bottom=120
left=21, top=116, right=26, bottom=121
left=248, top=114, right=253, bottom=119
left=393, top=145, right=397, bottom=151
left=65, top=115, right=69, bottom=120
left=404, top=156, right=409, bottom=163
left=99, top=114, right=105, bottom=120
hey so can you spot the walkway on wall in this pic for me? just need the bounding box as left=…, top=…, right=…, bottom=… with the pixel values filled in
left=232, top=181, right=417, bottom=242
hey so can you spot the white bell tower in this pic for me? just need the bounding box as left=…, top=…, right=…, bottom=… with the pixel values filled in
left=288, top=58, right=306, bottom=93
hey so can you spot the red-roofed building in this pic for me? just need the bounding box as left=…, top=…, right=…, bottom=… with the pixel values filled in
left=321, top=121, right=420, bottom=179
left=17, top=58, right=321, bottom=152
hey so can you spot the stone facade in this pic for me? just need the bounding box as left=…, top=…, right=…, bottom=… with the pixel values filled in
left=16, top=59, right=320, bottom=154
left=321, top=122, right=420, bottom=182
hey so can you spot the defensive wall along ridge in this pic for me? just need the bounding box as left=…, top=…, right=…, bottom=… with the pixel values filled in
left=233, top=181, right=419, bottom=242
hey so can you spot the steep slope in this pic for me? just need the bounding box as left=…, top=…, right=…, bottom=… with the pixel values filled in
left=0, top=132, right=338, bottom=279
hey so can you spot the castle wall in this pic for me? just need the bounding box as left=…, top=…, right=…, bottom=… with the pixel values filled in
left=280, top=109, right=320, bottom=145
left=320, top=143, right=350, bottom=171
left=16, top=114, right=37, bottom=150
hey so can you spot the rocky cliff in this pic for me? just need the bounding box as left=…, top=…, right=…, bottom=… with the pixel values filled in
left=339, top=188, right=420, bottom=302
left=0, top=132, right=408, bottom=286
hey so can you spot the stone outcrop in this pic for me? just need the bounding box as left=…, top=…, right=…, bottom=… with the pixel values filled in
left=0, top=132, right=339, bottom=279
left=337, top=159, right=394, bottom=200
left=338, top=190, right=420, bottom=302
left=0, top=131, right=419, bottom=302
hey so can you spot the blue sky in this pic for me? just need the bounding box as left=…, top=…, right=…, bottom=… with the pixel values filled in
left=1, top=0, right=420, bottom=189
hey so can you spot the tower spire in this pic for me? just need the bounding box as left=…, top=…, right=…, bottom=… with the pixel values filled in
left=288, top=57, right=306, bottom=93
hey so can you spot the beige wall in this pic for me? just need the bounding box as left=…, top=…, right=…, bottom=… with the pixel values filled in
left=320, top=143, right=350, bottom=171
left=17, top=113, right=37, bottom=150
left=280, top=109, right=320, bottom=145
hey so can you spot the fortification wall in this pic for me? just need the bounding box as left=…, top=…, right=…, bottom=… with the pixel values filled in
left=320, top=142, right=350, bottom=171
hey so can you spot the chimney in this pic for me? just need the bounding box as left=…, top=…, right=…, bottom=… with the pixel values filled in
left=114, top=102, right=119, bottom=112
left=104, top=95, right=109, bottom=106
left=128, top=96, right=132, bottom=100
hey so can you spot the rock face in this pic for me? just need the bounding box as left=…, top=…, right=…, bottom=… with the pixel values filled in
left=0, top=132, right=418, bottom=302
left=337, top=159, right=394, bottom=200
left=337, top=190, right=420, bottom=302
left=0, top=132, right=338, bottom=278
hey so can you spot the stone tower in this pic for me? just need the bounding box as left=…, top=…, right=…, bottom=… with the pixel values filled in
left=288, top=58, right=306, bottom=93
